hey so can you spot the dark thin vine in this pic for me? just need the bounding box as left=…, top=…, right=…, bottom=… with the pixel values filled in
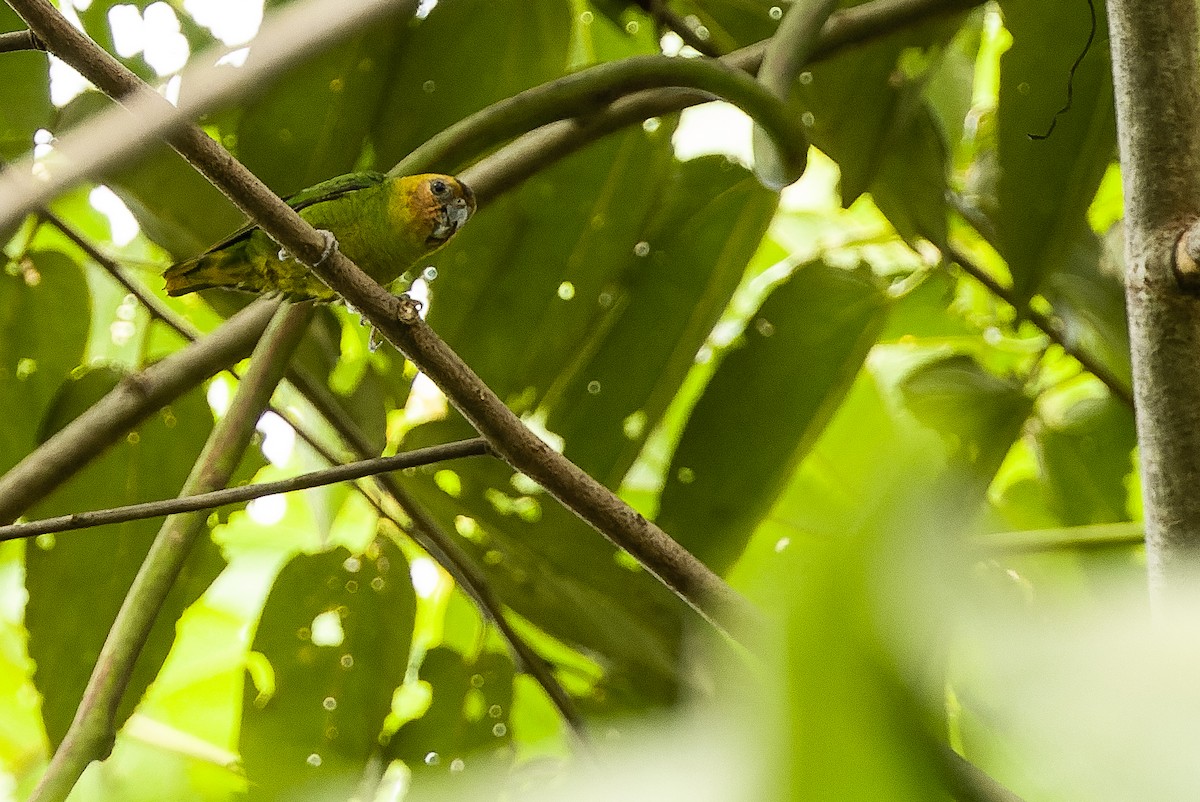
left=1028, top=0, right=1097, bottom=141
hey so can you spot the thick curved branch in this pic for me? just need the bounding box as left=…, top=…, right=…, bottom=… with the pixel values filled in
left=0, top=296, right=279, bottom=525
left=6, top=0, right=760, bottom=639
left=29, top=303, right=312, bottom=802
left=463, top=0, right=986, bottom=203
left=752, top=0, right=839, bottom=187
left=0, top=438, right=489, bottom=542
left=389, top=53, right=808, bottom=188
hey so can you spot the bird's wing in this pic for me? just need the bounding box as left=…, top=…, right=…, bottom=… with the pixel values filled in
left=201, top=171, right=389, bottom=254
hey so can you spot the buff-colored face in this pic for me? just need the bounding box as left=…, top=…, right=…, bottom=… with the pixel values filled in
left=408, top=174, right=476, bottom=247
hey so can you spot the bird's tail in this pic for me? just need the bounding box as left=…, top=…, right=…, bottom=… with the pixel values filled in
left=163, top=247, right=252, bottom=296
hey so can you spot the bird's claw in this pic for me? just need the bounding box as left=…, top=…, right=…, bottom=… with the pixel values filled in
left=313, top=229, right=339, bottom=266
left=277, top=229, right=339, bottom=266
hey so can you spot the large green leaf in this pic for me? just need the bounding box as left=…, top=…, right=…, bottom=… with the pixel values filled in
left=0, top=251, right=90, bottom=477
left=240, top=540, right=415, bottom=801
left=235, top=25, right=399, bottom=196
left=399, top=153, right=774, bottom=707
left=386, top=646, right=516, bottom=792
left=731, top=354, right=1033, bottom=800
left=869, top=100, right=950, bottom=244
left=657, top=262, right=889, bottom=575
left=24, top=368, right=223, bottom=748
left=546, top=156, right=779, bottom=485
left=900, top=353, right=1033, bottom=477
left=55, top=91, right=244, bottom=259
left=1034, top=394, right=1136, bottom=527
left=0, top=7, right=52, bottom=160
left=993, top=0, right=1116, bottom=301
left=1039, top=228, right=1131, bottom=388
left=370, top=0, right=574, bottom=170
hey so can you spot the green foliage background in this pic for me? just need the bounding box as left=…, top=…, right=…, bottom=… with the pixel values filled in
left=0, top=0, right=1161, bottom=800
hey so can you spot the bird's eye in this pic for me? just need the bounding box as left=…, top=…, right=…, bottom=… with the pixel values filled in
left=430, top=178, right=449, bottom=197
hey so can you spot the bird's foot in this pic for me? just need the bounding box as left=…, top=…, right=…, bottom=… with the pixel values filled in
left=277, top=229, right=339, bottom=266
left=313, top=229, right=339, bottom=266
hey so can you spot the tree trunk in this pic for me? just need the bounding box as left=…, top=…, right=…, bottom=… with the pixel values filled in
left=1108, top=0, right=1200, bottom=607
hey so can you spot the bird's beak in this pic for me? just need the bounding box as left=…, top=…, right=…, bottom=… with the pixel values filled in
left=427, top=182, right=476, bottom=245
left=447, top=195, right=473, bottom=230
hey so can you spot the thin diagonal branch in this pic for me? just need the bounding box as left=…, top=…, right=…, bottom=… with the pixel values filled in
left=29, top=302, right=313, bottom=802
left=6, top=0, right=760, bottom=639
left=943, top=244, right=1134, bottom=407
left=40, top=208, right=197, bottom=341
left=384, top=487, right=588, bottom=740
left=645, top=0, right=722, bottom=57
left=0, top=438, right=488, bottom=542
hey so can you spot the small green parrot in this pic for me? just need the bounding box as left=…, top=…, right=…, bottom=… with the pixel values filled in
left=163, top=172, right=476, bottom=302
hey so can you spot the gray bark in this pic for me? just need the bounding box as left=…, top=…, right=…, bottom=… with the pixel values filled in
left=1108, top=0, right=1200, bottom=605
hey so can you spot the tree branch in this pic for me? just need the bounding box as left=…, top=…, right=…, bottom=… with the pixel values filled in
left=0, top=296, right=279, bottom=525
left=0, top=27, right=42, bottom=53
left=0, top=438, right=488, bottom=542
left=942, top=244, right=1134, bottom=408
left=40, top=208, right=198, bottom=341
left=384, top=486, right=589, bottom=741
left=752, top=0, right=839, bottom=189
left=29, top=302, right=313, bottom=802
left=389, top=53, right=808, bottom=189
left=462, top=0, right=985, bottom=203
left=645, top=0, right=723, bottom=57
left=5, top=0, right=760, bottom=639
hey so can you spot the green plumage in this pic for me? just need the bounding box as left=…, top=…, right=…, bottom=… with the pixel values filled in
left=164, top=172, right=475, bottom=302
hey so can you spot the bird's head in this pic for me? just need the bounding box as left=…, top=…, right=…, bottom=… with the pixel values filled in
left=399, top=173, right=476, bottom=248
